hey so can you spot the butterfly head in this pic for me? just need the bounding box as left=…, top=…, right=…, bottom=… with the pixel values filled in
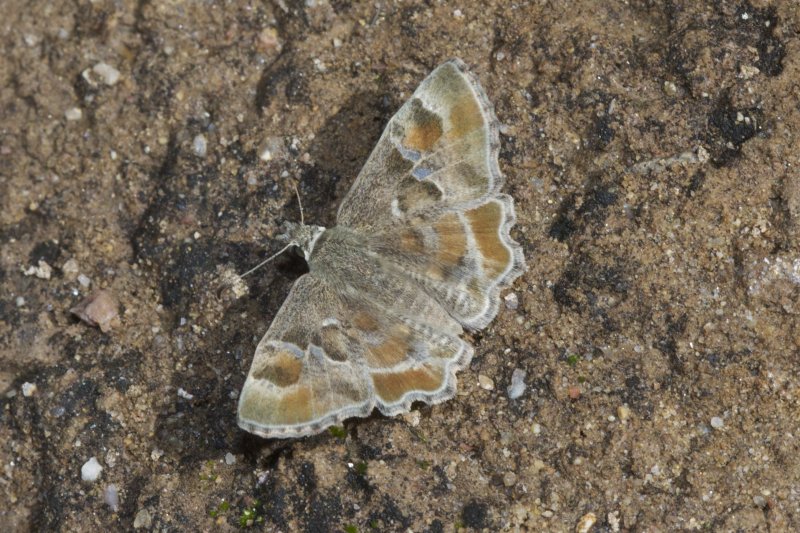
left=277, top=221, right=326, bottom=261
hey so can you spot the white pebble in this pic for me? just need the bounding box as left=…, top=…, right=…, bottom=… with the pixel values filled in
left=81, top=457, right=103, bottom=482
left=23, top=260, right=52, bottom=279
left=93, top=62, right=121, bottom=86
left=507, top=368, right=527, bottom=399
left=504, top=292, right=519, bottom=310
left=192, top=134, right=207, bottom=157
left=65, top=107, right=83, bottom=121
left=133, top=509, right=152, bottom=529
left=77, top=274, right=91, bottom=287
left=62, top=258, right=79, bottom=278
left=21, top=382, right=36, bottom=397
left=710, top=416, right=724, bottom=429
left=15, top=296, right=26, bottom=307
left=478, top=374, right=495, bottom=391
left=177, top=388, right=194, bottom=400
left=225, top=452, right=236, bottom=465
left=104, top=484, right=120, bottom=511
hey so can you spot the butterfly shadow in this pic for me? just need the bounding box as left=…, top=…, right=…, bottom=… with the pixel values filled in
left=151, top=88, right=403, bottom=465
left=151, top=251, right=311, bottom=464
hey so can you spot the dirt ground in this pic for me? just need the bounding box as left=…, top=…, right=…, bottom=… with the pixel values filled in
left=2, top=0, right=799, bottom=531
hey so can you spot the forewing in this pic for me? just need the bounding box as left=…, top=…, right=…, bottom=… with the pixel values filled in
left=237, top=273, right=473, bottom=439
left=336, top=58, right=525, bottom=330
left=337, top=58, right=503, bottom=231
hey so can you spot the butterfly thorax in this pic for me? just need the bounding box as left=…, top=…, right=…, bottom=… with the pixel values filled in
left=278, top=221, right=326, bottom=261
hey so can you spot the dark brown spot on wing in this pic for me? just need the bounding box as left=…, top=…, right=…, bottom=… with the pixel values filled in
left=252, top=349, right=303, bottom=387
left=397, top=178, right=442, bottom=213
left=315, top=326, right=350, bottom=362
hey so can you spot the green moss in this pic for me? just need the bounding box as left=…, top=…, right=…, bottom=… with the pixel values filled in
left=416, top=459, right=430, bottom=470
left=344, top=525, right=358, bottom=533
left=238, top=500, right=263, bottom=528
left=354, top=461, right=368, bottom=475
left=566, top=353, right=580, bottom=366
left=209, top=498, right=231, bottom=519
left=328, top=426, right=347, bottom=438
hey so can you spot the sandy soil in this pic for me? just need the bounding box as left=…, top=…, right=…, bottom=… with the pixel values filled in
left=1, top=1, right=799, bottom=531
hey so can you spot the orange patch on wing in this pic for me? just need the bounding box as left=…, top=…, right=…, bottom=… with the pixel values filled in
left=466, top=201, right=511, bottom=278
left=352, top=311, right=380, bottom=333
left=434, top=213, right=467, bottom=266
left=404, top=117, right=443, bottom=152
left=275, top=385, right=313, bottom=424
left=252, top=349, right=303, bottom=387
left=399, top=228, right=425, bottom=254
left=366, top=324, right=411, bottom=368
left=372, top=365, right=444, bottom=403
left=448, top=94, right=482, bottom=139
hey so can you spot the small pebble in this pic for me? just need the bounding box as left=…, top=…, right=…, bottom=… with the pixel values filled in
left=70, top=290, right=120, bottom=332
left=177, top=388, right=194, bottom=400
left=192, top=134, right=207, bottom=157
left=104, top=484, right=119, bottom=511
left=133, top=509, right=152, bottom=529
left=504, top=292, right=519, bottom=310
left=62, top=258, right=79, bottom=279
left=567, top=385, right=581, bottom=400
left=81, top=457, right=103, bottom=482
left=77, top=273, right=91, bottom=287
left=576, top=512, right=597, bottom=533
left=753, top=495, right=767, bottom=508
left=15, top=296, right=25, bottom=307
left=502, top=471, right=517, bottom=487
left=478, top=374, right=495, bottom=391
left=710, top=416, right=724, bottom=429
left=65, top=107, right=83, bottom=121
left=225, top=452, right=236, bottom=465
left=93, top=62, right=121, bottom=86
left=617, top=405, right=631, bottom=421
left=21, top=382, right=36, bottom=397
left=507, top=368, right=527, bottom=399
left=258, top=137, right=284, bottom=162
left=401, top=410, right=421, bottom=427
left=22, top=260, right=52, bottom=279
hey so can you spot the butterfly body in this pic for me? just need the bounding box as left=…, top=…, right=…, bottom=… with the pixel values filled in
left=238, top=59, right=525, bottom=439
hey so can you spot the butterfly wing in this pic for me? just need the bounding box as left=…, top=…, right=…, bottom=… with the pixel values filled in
left=337, top=58, right=524, bottom=330
left=237, top=272, right=472, bottom=439
left=337, top=58, right=504, bottom=230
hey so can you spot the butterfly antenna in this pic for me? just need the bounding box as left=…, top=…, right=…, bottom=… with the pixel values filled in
left=293, top=182, right=305, bottom=225
left=239, top=243, right=293, bottom=278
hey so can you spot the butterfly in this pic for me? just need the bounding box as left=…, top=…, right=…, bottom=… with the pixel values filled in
left=237, top=58, right=525, bottom=438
